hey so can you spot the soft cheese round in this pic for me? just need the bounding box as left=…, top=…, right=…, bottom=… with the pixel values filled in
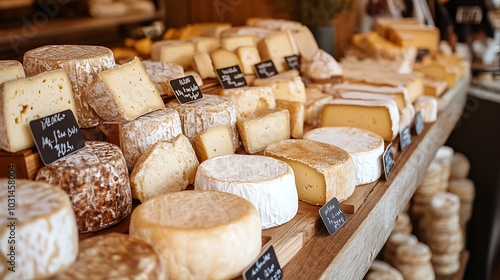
left=195, top=154, right=298, bottom=229
left=0, top=179, right=78, bottom=280
left=129, top=190, right=261, bottom=280
left=304, top=127, right=384, bottom=185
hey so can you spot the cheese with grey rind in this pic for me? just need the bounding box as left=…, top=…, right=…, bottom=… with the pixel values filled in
left=0, top=60, right=25, bottom=84
left=142, top=60, right=184, bottom=97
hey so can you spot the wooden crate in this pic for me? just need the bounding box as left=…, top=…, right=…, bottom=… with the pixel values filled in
left=0, top=148, right=43, bottom=180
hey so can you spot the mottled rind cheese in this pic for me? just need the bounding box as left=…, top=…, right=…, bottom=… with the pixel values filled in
left=264, top=139, right=356, bottom=204
left=301, top=49, right=343, bottom=80
left=129, top=190, right=262, bottom=280
left=220, top=86, right=276, bottom=119
left=52, top=233, right=166, bottom=280
left=192, top=125, right=235, bottom=162
left=35, top=141, right=132, bottom=233
left=0, top=179, right=78, bottom=280
left=0, top=60, right=25, bottom=84
left=142, top=60, right=184, bottom=97
left=88, top=57, right=165, bottom=122
left=0, top=69, right=77, bottom=153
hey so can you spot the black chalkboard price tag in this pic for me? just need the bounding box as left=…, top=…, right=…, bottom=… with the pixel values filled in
left=29, top=109, right=85, bottom=165
left=399, top=126, right=412, bottom=151
left=383, top=144, right=395, bottom=180
left=169, top=75, right=203, bottom=104
left=216, top=65, right=247, bottom=89
left=319, top=197, right=347, bottom=235
left=243, top=246, right=282, bottom=280
left=414, top=111, right=424, bottom=135
left=254, top=60, right=278, bottom=79
left=285, top=55, right=300, bottom=70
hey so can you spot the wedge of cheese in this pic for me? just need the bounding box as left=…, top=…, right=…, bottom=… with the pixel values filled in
left=210, top=48, right=241, bottom=70
left=189, top=36, right=220, bottom=53
left=257, top=31, right=298, bottom=72
left=304, top=88, right=334, bottom=126
left=220, top=86, right=276, bottom=119
left=253, top=76, right=306, bottom=103
left=192, top=51, right=216, bottom=79
left=221, top=35, right=256, bottom=51
left=192, top=125, right=234, bottom=162
left=276, top=99, right=304, bottom=139
left=236, top=46, right=261, bottom=75
left=159, top=41, right=196, bottom=69
left=290, top=26, right=319, bottom=61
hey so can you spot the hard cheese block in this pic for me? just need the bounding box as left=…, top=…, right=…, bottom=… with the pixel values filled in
left=276, top=99, right=304, bottom=139
left=129, top=190, right=261, bottom=280
left=159, top=41, right=196, bottom=69
left=236, top=46, right=261, bottom=75
left=192, top=125, right=234, bottom=162
left=23, top=45, right=115, bottom=128
left=195, top=154, right=298, bottom=229
left=264, top=139, right=356, bottom=204
left=210, top=48, right=241, bottom=70
left=192, top=51, right=216, bottom=79
left=189, top=36, right=221, bottom=53
left=0, top=60, right=25, bottom=84
left=220, top=85, right=276, bottom=119
left=304, top=88, right=334, bottom=126
left=88, top=57, right=165, bottom=123
left=221, top=35, right=256, bottom=51
left=0, top=69, right=77, bottom=153
left=253, top=76, right=306, bottom=103
left=36, top=141, right=132, bottom=233
left=0, top=179, right=78, bottom=280
left=142, top=60, right=184, bottom=97
left=52, top=233, right=166, bottom=280
left=257, top=31, right=298, bottom=72
left=130, top=134, right=199, bottom=202
left=291, top=26, right=319, bottom=61
left=304, top=127, right=385, bottom=185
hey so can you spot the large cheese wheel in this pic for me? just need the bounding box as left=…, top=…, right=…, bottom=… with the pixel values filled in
left=129, top=190, right=261, bottom=280
left=0, top=179, right=78, bottom=280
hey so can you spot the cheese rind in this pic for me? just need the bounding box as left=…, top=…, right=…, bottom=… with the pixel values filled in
left=0, top=60, right=25, bottom=84
left=142, top=60, right=184, bottom=97
left=301, top=49, right=343, bottom=80
left=276, top=99, right=304, bottom=138
left=221, top=35, right=256, bottom=51
left=414, top=96, right=438, bottom=123
left=195, top=154, right=298, bottom=229
left=192, top=125, right=235, bottom=162
left=304, top=88, right=334, bottom=126
left=220, top=86, right=276, bottom=119
left=253, top=76, right=306, bottom=103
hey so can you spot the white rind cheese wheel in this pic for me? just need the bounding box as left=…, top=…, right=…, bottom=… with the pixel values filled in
left=195, top=154, right=298, bottom=229
left=264, top=139, right=356, bottom=204
left=304, top=127, right=385, bottom=185
left=0, top=179, right=78, bottom=280
left=23, top=45, right=116, bottom=128
left=301, top=49, right=343, bottom=80
left=0, top=60, right=25, bottom=84
left=36, top=141, right=132, bottom=233
left=52, top=233, right=166, bottom=280
left=129, top=190, right=262, bottom=280
left=142, top=60, right=184, bottom=97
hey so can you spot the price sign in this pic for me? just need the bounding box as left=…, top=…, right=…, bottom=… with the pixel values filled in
left=254, top=60, right=278, bottom=78
left=414, top=111, right=424, bottom=135
left=399, top=126, right=412, bottom=151
left=29, top=110, right=85, bottom=165
left=383, top=144, right=395, bottom=180
left=243, top=246, right=283, bottom=280
left=169, top=75, right=203, bottom=104
left=415, top=49, right=430, bottom=62
left=216, top=65, right=247, bottom=89
left=285, top=55, right=300, bottom=70
left=456, top=6, right=483, bottom=24
left=319, top=197, right=347, bottom=235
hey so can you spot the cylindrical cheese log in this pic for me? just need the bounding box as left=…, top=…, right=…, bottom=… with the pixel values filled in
left=195, top=154, right=298, bottom=229
left=129, top=190, right=262, bottom=280
left=0, top=179, right=78, bottom=280
left=36, top=141, right=132, bottom=233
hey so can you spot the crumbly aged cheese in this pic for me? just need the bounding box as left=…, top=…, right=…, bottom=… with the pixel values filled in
left=142, top=60, right=184, bottom=97
left=304, top=88, right=334, bottom=126
left=257, top=31, right=298, bottom=72
left=304, top=127, right=384, bottom=185
left=195, top=154, right=298, bottom=229
left=159, top=41, right=196, bottom=69
left=414, top=96, right=438, bottom=123
left=192, top=51, right=216, bottom=79
left=210, top=48, right=241, bottom=70
left=291, top=26, right=319, bottom=61
left=52, top=233, right=166, bottom=280
left=220, top=86, right=276, bottom=119
left=236, top=46, right=262, bottom=75
left=165, top=94, right=240, bottom=150
left=301, top=49, right=343, bottom=80
left=130, top=135, right=199, bottom=202
left=23, top=45, right=115, bottom=128
left=129, top=190, right=262, bottom=280
left=35, top=141, right=132, bottom=233
left=264, top=139, right=356, bottom=204
left=237, top=108, right=290, bottom=154
left=189, top=36, right=221, bottom=53
left=253, top=76, right=306, bottom=103
left=88, top=57, right=165, bottom=122
left=221, top=35, right=256, bottom=51
left=120, top=108, right=182, bottom=171
left=0, top=69, right=77, bottom=153
left=0, top=179, right=78, bottom=280
left=0, top=60, right=25, bottom=84
left=192, top=125, right=234, bottom=162
left=276, top=99, right=304, bottom=139
left=320, top=99, right=400, bottom=141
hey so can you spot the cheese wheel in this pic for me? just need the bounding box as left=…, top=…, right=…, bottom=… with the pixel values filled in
left=129, top=190, right=262, bottom=280
left=195, top=154, right=298, bottom=229
left=36, top=141, right=132, bottom=233
left=142, top=60, right=184, bottom=97
left=450, top=152, right=470, bottom=180
left=430, top=192, right=460, bottom=217
left=0, top=179, right=78, bottom=280
left=395, top=242, right=432, bottom=265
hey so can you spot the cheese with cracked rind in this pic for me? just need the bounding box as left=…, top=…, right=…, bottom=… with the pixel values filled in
left=220, top=86, right=276, bottom=119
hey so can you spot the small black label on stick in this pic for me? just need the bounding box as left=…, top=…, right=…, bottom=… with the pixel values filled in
left=243, top=246, right=283, bottom=280
left=383, top=144, right=395, bottom=180
left=169, top=75, right=203, bottom=104
left=414, top=111, right=424, bottom=135
left=319, top=197, right=347, bottom=235
left=216, top=65, right=247, bottom=89
left=285, top=55, right=300, bottom=70
left=254, top=60, right=278, bottom=79
left=399, top=126, right=412, bottom=151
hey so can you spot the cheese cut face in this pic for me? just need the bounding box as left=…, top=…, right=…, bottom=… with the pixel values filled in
left=304, top=127, right=385, bottom=185
left=291, top=26, right=319, bottom=61
left=195, top=154, right=298, bottom=229
left=129, top=190, right=262, bottom=280
left=237, top=108, right=290, bottom=154
left=220, top=86, right=276, bottom=119
left=257, top=31, right=298, bottom=72
left=142, top=60, right=184, bottom=97
left=424, top=78, right=447, bottom=97
left=301, top=49, right=343, bottom=80
left=210, top=48, right=242, bottom=70
left=414, top=96, right=438, bottom=123
left=332, top=83, right=411, bottom=110
left=35, top=141, right=132, bottom=233
left=52, top=233, right=166, bottom=280
left=264, top=139, right=356, bottom=204
left=189, top=36, right=221, bottom=53
left=221, top=35, right=256, bottom=51
left=276, top=99, right=304, bottom=139
left=88, top=57, right=165, bottom=123
left=304, top=88, right=334, bottom=126
left=0, top=179, right=78, bottom=280
left=253, top=76, right=306, bottom=103
left=193, top=125, right=234, bottom=162
left=236, top=46, right=262, bottom=75
left=320, top=99, right=400, bottom=141
left=23, top=45, right=116, bottom=128
left=0, top=60, right=25, bottom=84
left=159, top=41, right=196, bottom=69
left=130, top=134, right=200, bottom=202
left=192, top=51, right=216, bottom=79
left=0, top=69, right=77, bottom=153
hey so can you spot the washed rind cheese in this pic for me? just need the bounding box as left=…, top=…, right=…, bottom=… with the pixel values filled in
left=264, top=139, right=356, bottom=204
left=52, top=233, right=166, bottom=280
left=220, top=86, right=276, bottom=119
left=23, top=45, right=115, bottom=128
left=129, top=190, right=262, bottom=280
left=0, top=60, right=25, bottom=84
left=195, top=154, right=298, bottom=229
left=192, top=125, right=235, bottom=162
left=88, top=57, right=165, bottom=122
left=0, top=69, right=78, bottom=153
left=0, top=179, right=78, bottom=280
left=142, top=60, right=184, bottom=97
left=130, top=134, right=200, bottom=202
left=35, top=141, right=132, bottom=233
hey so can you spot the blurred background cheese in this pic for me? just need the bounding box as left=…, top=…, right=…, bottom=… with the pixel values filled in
left=0, top=60, right=25, bottom=84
